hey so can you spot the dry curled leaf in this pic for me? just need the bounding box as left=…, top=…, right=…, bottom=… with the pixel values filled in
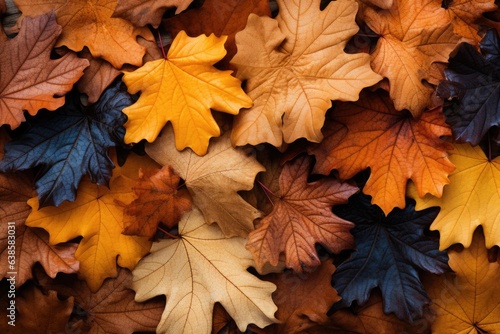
left=113, top=0, right=193, bottom=27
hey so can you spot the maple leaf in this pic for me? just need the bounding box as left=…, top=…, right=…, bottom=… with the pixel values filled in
left=122, top=165, right=192, bottom=238
left=15, top=0, right=153, bottom=68
left=408, top=143, right=500, bottom=250
left=309, top=90, right=455, bottom=215
left=230, top=0, right=381, bottom=148
left=131, top=207, right=278, bottom=334
left=122, top=31, right=252, bottom=155
left=113, top=0, right=193, bottom=28
left=36, top=268, right=164, bottom=333
left=146, top=126, right=264, bottom=237
left=163, top=0, right=271, bottom=68
left=423, top=229, right=500, bottom=333
left=0, top=12, right=88, bottom=129
left=362, top=0, right=461, bottom=115
left=247, top=155, right=357, bottom=272
left=331, top=193, right=449, bottom=322
left=0, top=81, right=130, bottom=207
left=437, top=29, right=500, bottom=146
left=25, top=170, right=151, bottom=291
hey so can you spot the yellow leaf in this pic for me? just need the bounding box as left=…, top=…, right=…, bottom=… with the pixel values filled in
left=408, top=143, right=500, bottom=250
left=122, top=31, right=252, bottom=155
left=131, top=208, right=278, bottom=334
left=26, top=172, right=151, bottom=292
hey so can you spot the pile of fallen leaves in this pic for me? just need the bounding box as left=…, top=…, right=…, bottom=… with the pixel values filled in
left=1, top=0, right=500, bottom=333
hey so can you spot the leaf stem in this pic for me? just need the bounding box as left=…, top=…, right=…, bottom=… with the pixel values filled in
left=158, top=226, right=179, bottom=239
left=157, top=30, right=167, bottom=59
left=257, top=180, right=275, bottom=206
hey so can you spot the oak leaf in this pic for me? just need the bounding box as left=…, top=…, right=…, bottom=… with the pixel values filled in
left=423, top=229, right=500, bottom=333
left=146, top=126, right=264, bottom=237
left=122, top=165, right=192, bottom=238
left=0, top=81, right=130, bottom=207
left=113, top=0, right=193, bottom=28
left=131, top=208, right=278, bottom=334
left=163, top=0, right=271, bottom=68
left=408, top=143, right=500, bottom=250
left=362, top=0, right=461, bottom=115
left=309, top=90, right=455, bottom=215
left=122, top=31, right=252, bottom=155
left=247, top=155, right=357, bottom=272
left=230, top=0, right=382, bottom=147
left=331, top=193, right=449, bottom=322
left=437, top=29, right=500, bottom=145
left=0, top=12, right=88, bottom=129
left=15, top=0, right=153, bottom=68
left=25, top=168, right=152, bottom=291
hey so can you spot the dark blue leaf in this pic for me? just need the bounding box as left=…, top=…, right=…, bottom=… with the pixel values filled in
left=331, top=194, right=448, bottom=322
left=0, top=80, right=130, bottom=207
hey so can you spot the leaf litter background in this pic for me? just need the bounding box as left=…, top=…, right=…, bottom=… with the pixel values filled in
left=0, top=0, right=500, bottom=333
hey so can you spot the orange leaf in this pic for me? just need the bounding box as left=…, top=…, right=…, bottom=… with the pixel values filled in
left=309, top=90, right=455, bottom=215
left=0, top=12, right=88, bottom=129
left=15, top=0, right=153, bottom=68
left=246, top=155, right=357, bottom=272
left=122, top=165, right=192, bottom=238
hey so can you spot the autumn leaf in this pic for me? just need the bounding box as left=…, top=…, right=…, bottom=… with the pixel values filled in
left=362, top=0, right=461, bottom=115
left=230, top=0, right=381, bottom=148
left=331, top=193, right=449, bottom=322
left=122, top=165, right=192, bottom=238
left=25, top=168, right=151, bottom=291
left=146, top=126, right=264, bottom=237
left=423, top=229, right=500, bottom=333
left=122, top=31, right=252, bottom=155
left=163, top=0, right=271, bottom=68
left=408, top=143, right=500, bottom=250
left=247, top=155, right=357, bottom=272
left=309, top=90, right=455, bottom=215
left=0, top=12, right=88, bottom=129
left=15, top=0, right=153, bottom=68
left=131, top=208, right=278, bottom=334
left=437, top=29, right=500, bottom=146
left=113, top=0, right=193, bottom=27
left=0, top=81, right=130, bottom=207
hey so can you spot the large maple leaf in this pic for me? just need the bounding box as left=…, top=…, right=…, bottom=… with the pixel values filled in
left=230, top=0, right=381, bottom=148
left=0, top=81, right=130, bottom=207
left=122, top=31, right=252, bottom=155
left=163, top=0, right=271, bottom=68
left=408, top=143, right=500, bottom=250
left=246, top=155, right=357, bottom=272
left=25, top=165, right=152, bottom=291
left=331, top=193, right=449, bottom=322
left=131, top=208, right=278, bottom=334
left=424, top=230, right=500, bottom=333
left=145, top=126, right=264, bottom=237
left=14, top=0, right=153, bottom=68
left=362, top=0, right=461, bottom=115
left=437, top=29, right=500, bottom=146
left=0, top=12, right=88, bottom=129
left=113, top=0, right=193, bottom=27
left=309, top=90, right=455, bottom=215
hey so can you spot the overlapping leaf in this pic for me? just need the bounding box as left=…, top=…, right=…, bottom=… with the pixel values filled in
left=230, top=0, right=382, bottom=147
left=408, top=143, right=500, bottom=250
left=438, top=29, right=500, bottom=145
left=122, top=31, right=252, bottom=155
left=0, top=82, right=130, bottom=207
left=113, top=0, right=193, bottom=27
left=0, top=12, right=88, bottom=129
left=146, top=126, right=264, bottom=237
left=331, top=193, right=449, bottom=322
left=131, top=208, right=278, bottom=334
left=309, top=90, right=455, bottom=215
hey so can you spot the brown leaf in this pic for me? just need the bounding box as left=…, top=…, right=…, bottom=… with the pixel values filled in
left=163, top=0, right=271, bottom=68
left=122, top=165, right=192, bottom=238
left=212, top=303, right=239, bottom=334
left=113, top=0, right=193, bottom=28
left=0, top=12, right=88, bottom=129
left=246, top=155, right=357, bottom=272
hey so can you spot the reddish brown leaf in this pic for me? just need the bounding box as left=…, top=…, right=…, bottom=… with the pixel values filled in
left=122, top=165, right=192, bottom=238
left=246, top=155, right=357, bottom=272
